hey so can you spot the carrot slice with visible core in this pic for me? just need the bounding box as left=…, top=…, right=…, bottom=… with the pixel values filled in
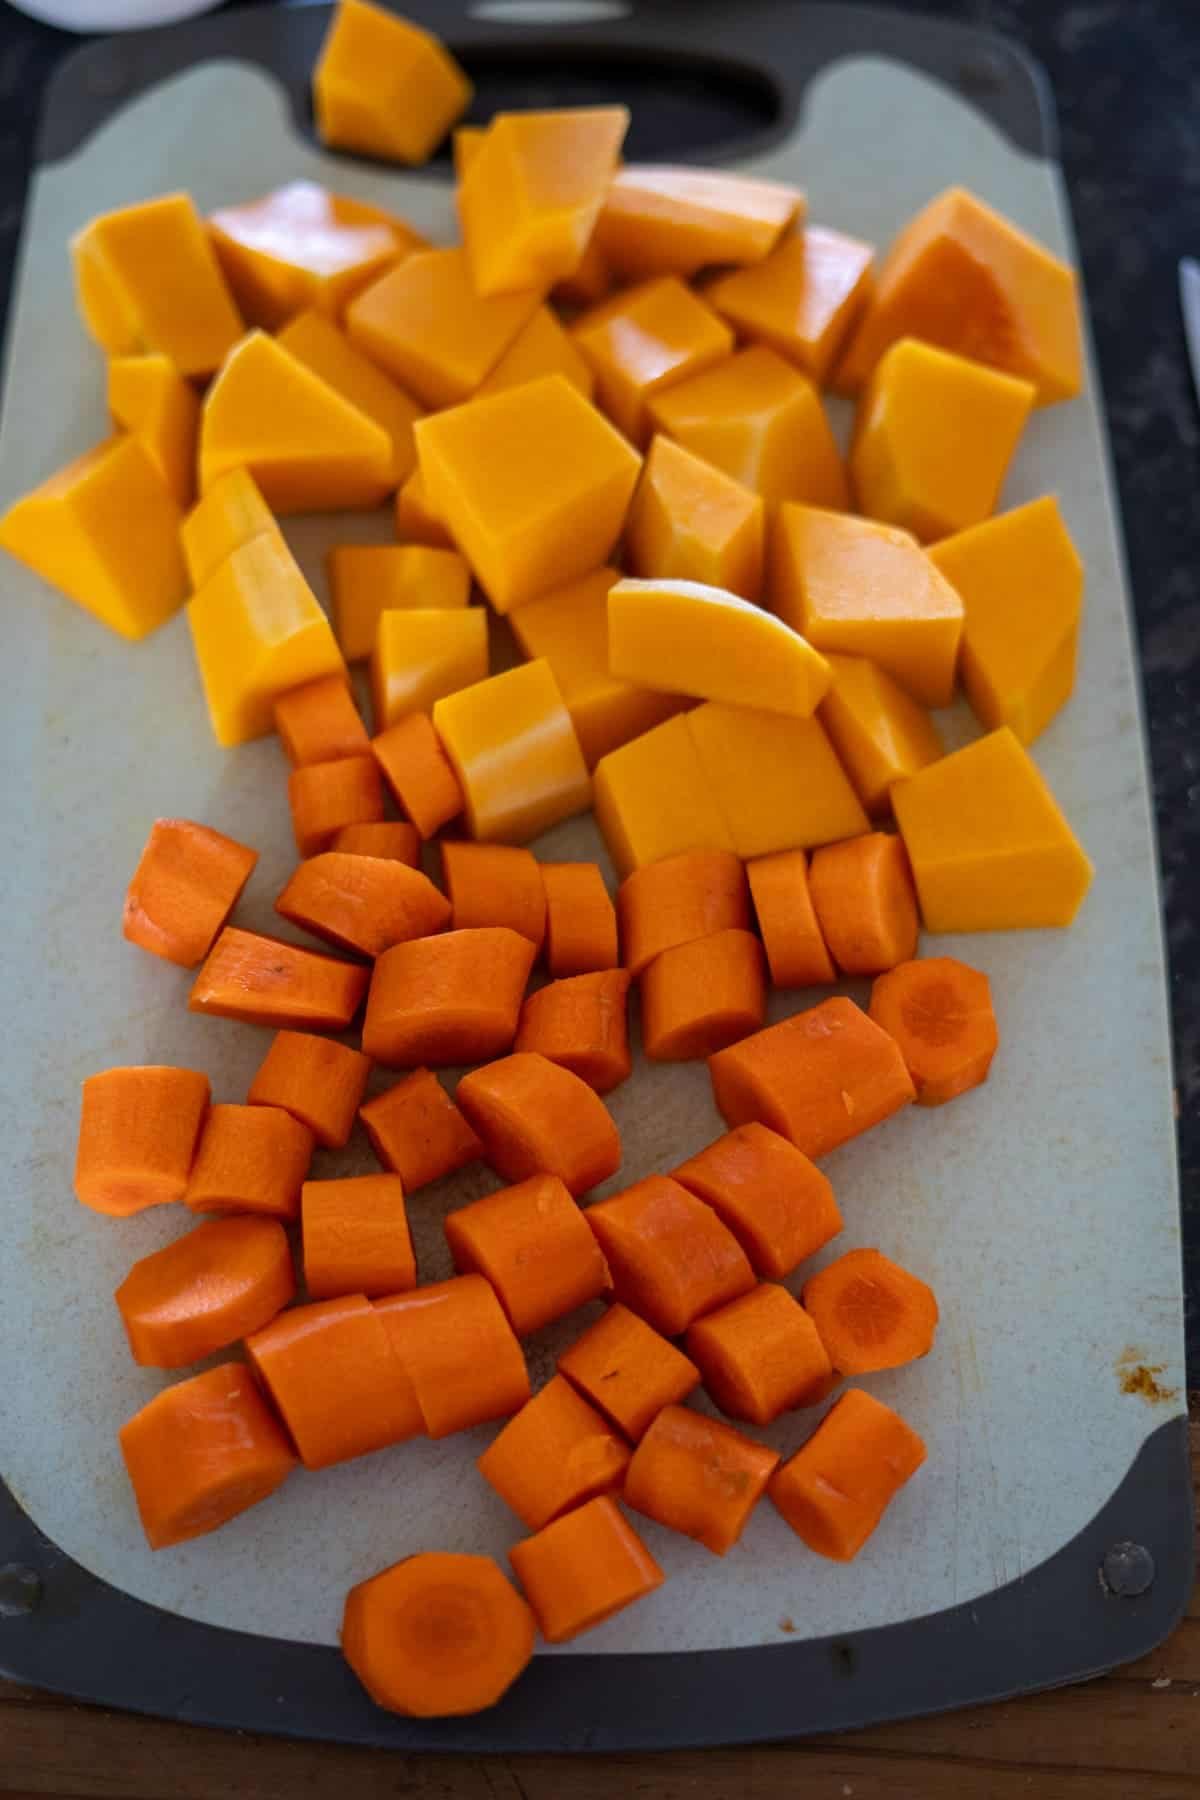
left=115, top=1215, right=295, bottom=1368
left=274, top=673, right=369, bottom=767
left=509, top=1495, right=664, bottom=1643
left=361, top=1067, right=483, bottom=1191
left=123, top=818, right=258, bottom=968
left=808, top=832, right=919, bottom=975
left=186, top=1102, right=314, bottom=1219
left=190, top=928, right=369, bottom=1031
left=745, top=848, right=836, bottom=989
left=477, top=1375, right=630, bottom=1530
left=362, top=928, right=536, bottom=1066
left=558, top=1303, right=700, bottom=1441
left=75, top=1066, right=210, bottom=1217
left=288, top=755, right=385, bottom=857
left=541, top=861, right=618, bottom=975
left=802, top=1247, right=938, bottom=1374
left=445, top=1173, right=610, bottom=1336
left=769, top=1387, right=927, bottom=1560
left=441, top=840, right=546, bottom=947
left=374, top=1275, right=529, bottom=1439
left=514, top=968, right=632, bottom=1094
left=868, top=954, right=999, bottom=1105
left=640, top=927, right=766, bottom=1061
left=247, top=1029, right=372, bottom=1149
left=618, top=848, right=750, bottom=978
left=275, top=851, right=451, bottom=957
left=685, top=1282, right=833, bottom=1425
left=330, top=820, right=421, bottom=865
left=585, top=1176, right=754, bottom=1336
left=624, top=1403, right=779, bottom=1556
left=371, top=712, right=464, bottom=839
left=671, top=1123, right=842, bottom=1280
left=456, top=1051, right=622, bottom=1196
left=303, top=1173, right=416, bottom=1300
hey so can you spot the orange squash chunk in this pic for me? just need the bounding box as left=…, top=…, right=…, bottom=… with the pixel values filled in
left=313, top=0, right=472, bottom=165
left=395, top=465, right=455, bottom=548
left=433, top=658, right=592, bottom=843
left=276, top=310, right=423, bottom=490
left=107, top=353, right=200, bottom=509
left=624, top=435, right=763, bottom=600
left=594, top=166, right=803, bottom=280
left=818, top=653, right=944, bottom=816
left=593, top=711, right=735, bottom=879
left=180, top=466, right=283, bottom=591
left=370, top=607, right=488, bottom=731
left=329, top=543, right=470, bottom=663
left=685, top=702, right=868, bottom=860
left=453, top=124, right=485, bottom=178
left=475, top=305, right=594, bottom=400
left=553, top=235, right=614, bottom=310
left=706, top=225, right=875, bottom=383
left=572, top=277, right=733, bottom=445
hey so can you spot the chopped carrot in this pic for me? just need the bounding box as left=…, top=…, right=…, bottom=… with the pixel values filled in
left=708, top=995, right=915, bottom=1158
left=441, top=841, right=546, bottom=947
left=330, top=820, right=421, bottom=865
left=247, top=1028, right=371, bottom=1148
left=123, top=818, right=258, bottom=968
left=623, top=1403, right=779, bottom=1556
left=275, top=851, right=450, bottom=958
left=119, top=1363, right=296, bottom=1550
left=371, top=712, right=464, bottom=839
left=186, top=1102, right=314, bottom=1219
left=585, top=1176, right=754, bottom=1336
left=190, top=927, right=369, bottom=1031
left=75, top=1066, right=210, bottom=1217
left=362, top=927, right=536, bottom=1065
left=342, top=1552, right=535, bottom=1719
left=869, top=955, right=999, bottom=1105
left=558, top=1303, right=700, bottom=1441
left=477, top=1375, right=630, bottom=1531
left=672, top=1123, right=842, bottom=1280
left=288, top=754, right=385, bottom=857
left=360, top=1067, right=483, bottom=1191
left=374, top=1274, right=530, bottom=1439
left=445, top=1173, right=610, bottom=1336
left=641, top=927, right=766, bottom=1061
left=303, top=1173, right=416, bottom=1300
left=273, top=673, right=369, bottom=767
left=745, top=849, right=836, bottom=988
left=804, top=1247, right=938, bottom=1373
left=515, top=968, right=632, bottom=1094
left=115, top=1215, right=294, bottom=1368
left=808, top=832, right=919, bottom=975
left=685, top=1283, right=833, bottom=1425
left=541, top=861, right=618, bottom=975
left=618, top=847, right=751, bottom=978
left=246, top=1292, right=422, bottom=1468
left=456, top=1051, right=622, bottom=1196
left=509, top=1495, right=664, bottom=1644
left=769, top=1387, right=927, bottom=1560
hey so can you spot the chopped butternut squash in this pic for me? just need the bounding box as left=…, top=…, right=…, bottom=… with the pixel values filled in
left=571, top=277, right=733, bottom=445
left=371, top=607, right=488, bottom=731
left=686, top=702, right=868, bottom=858
left=276, top=310, right=423, bottom=489
left=433, top=659, right=591, bottom=843
left=107, top=353, right=200, bottom=509
left=395, top=466, right=454, bottom=549
left=475, top=306, right=594, bottom=400
left=329, top=544, right=470, bottom=662
left=181, top=466, right=283, bottom=591
left=623, top=434, right=763, bottom=601
left=593, top=712, right=735, bottom=879
left=313, top=0, right=472, bottom=165
left=705, top=225, right=875, bottom=383
left=819, top=654, right=944, bottom=815
left=594, top=166, right=803, bottom=280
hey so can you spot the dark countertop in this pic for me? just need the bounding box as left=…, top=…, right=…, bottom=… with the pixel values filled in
left=0, top=0, right=1196, bottom=1376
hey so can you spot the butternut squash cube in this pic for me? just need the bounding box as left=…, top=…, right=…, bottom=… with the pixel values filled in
left=927, top=496, right=1083, bottom=744
left=892, top=727, right=1092, bottom=929
left=453, top=125, right=485, bottom=179
left=686, top=702, right=868, bottom=859
left=181, top=467, right=283, bottom=591
left=371, top=607, right=488, bottom=731
left=459, top=106, right=628, bottom=296
left=415, top=374, right=641, bottom=614
left=648, top=346, right=847, bottom=509
left=818, top=654, right=944, bottom=816
left=188, top=533, right=345, bottom=745
left=593, top=711, right=735, bottom=878
left=850, top=338, right=1035, bottom=541
left=433, top=658, right=591, bottom=844
left=594, top=166, right=804, bottom=280
left=276, top=310, right=423, bottom=489
left=329, top=544, right=470, bottom=662
left=107, top=353, right=200, bottom=509
left=395, top=466, right=454, bottom=548
left=770, top=504, right=964, bottom=709
left=572, top=277, right=733, bottom=445
left=705, top=225, right=875, bottom=384
left=313, top=0, right=472, bottom=165
left=623, top=434, right=763, bottom=600
left=0, top=436, right=187, bottom=642
left=475, top=307, right=594, bottom=401
left=553, top=236, right=614, bottom=310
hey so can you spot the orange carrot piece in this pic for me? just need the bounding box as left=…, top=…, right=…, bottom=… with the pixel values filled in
left=115, top=1215, right=295, bottom=1368
left=558, top=1303, right=700, bottom=1441
left=342, top=1552, right=535, bottom=1719
left=708, top=995, right=915, bottom=1158
left=541, top=862, right=618, bottom=976
left=123, top=818, right=258, bottom=968
left=624, top=1403, right=779, bottom=1556
left=456, top=1051, right=622, bottom=1196
left=509, top=1495, right=664, bottom=1643
left=641, top=927, right=766, bottom=1061
left=186, top=1102, right=314, bottom=1219
left=769, top=1387, right=927, bottom=1561
left=585, top=1176, right=754, bottom=1336
left=362, top=927, right=536, bottom=1066
left=618, top=848, right=750, bottom=978
left=190, top=928, right=369, bottom=1031
left=441, top=841, right=546, bottom=948
left=477, top=1375, right=630, bottom=1531
left=273, top=673, right=369, bottom=767
left=371, top=712, right=464, bottom=839
left=808, top=832, right=919, bottom=975
left=246, top=1292, right=422, bottom=1468
left=302, top=1173, right=416, bottom=1300
left=288, top=755, right=385, bottom=857
left=745, top=849, right=836, bottom=989
left=672, top=1123, right=842, bottom=1280
left=330, top=820, right=421, bottom=865
left=247, top=1028, right=371, bottom=1148
left=119, top=1363, right=296, bottom=1550
left=445, top=1173, right=610, bottom=1336
left=685, top=1283, right=832, bottom=1425
left=514, top=969, right=632, bottom=1094
left=868, top=955, right=999, bottom=1106
left=374, top=1274, right=530, bottom=1438
left=802, top=1247, right=938, bottom=1374
left=275, top=851, right=450, bottom=957
left=75, top=1066, right=210, bottom=1217
left=360, top=1067, right=483, bottom=1190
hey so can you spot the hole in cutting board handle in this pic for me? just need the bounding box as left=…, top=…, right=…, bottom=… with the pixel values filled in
left=470, top=2, right=634, bottom=21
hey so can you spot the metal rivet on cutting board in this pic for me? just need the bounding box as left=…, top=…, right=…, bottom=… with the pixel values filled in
left=1101, top=1541, right=1155, bottom=1597
left=0, top=1564, right=41, bottom=1618
left=957, top=49, right=1007, bottom=94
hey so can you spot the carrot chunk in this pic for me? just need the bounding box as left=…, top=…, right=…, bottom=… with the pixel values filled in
left=808, top=831, right=919, bottom=975
left=510, top=1495, right=663, bottom=1643
left=303, top=1173, right=416, bottom=1300
left=478, top=1375, right=630, bottom=1531
left=374, top=1274, right=530, bottom=1438
left=75, top=1066, right=210, bottom=1217
left=115, top=1215, right=294, bottom=1367
left=371, top=712, right=464, bottom=839
left=275, top=851, right=450, bottom=957
left=247, top=1028, right=371, bottom=1148
left=685, top=1283, right=833, bottom=1425
left=624, top=1403, right=779, bottom=1555
left=769, top=1387, right=926, bottom=1560
left=361, top=1067, right=483, bottom=1190
left=445, top=1173, right=610, bottom=1335
left=641, top=927, right=766, bottom=1061
left=190, top=927, right=369, bottom=1031
left=618, top=847, right=750, bottom=978
left=541, top=861, right=618, bottom=975
left=515, top=968, right=632, bottom=1094
left=558, top=1303, right=700, bottom=1440
left=745, top=848, right=836, bottom=989
left=585, top=1176, right=754, bottom=1336
left=362, top=927, right=536, bottom=1065
left=273, top=672, right=369, bottom=767
left=441, top=840, right=546, bottom=947
left=868, top=954, right=999, bottom=1105
left=186, top=1102, right=314, bottom=1219
left=288, top=754, right=385, bottom=856
left=123, top=818, right=258, bottom=968
left=672, top=1123, right=842, bottom=1280
left=330, top=820, right=421, bottom=865
left=456, top=1051, right=621, bottom=1196
left=802, top=1247, right=938, bottom=1373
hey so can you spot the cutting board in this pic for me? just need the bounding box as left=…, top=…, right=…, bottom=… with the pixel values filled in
left=0, top=0, right=1190, bottom=1753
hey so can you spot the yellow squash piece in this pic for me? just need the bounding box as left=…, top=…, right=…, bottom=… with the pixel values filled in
left=593, top=711, right=735, bottom=878
left=771, top=504, right=964, bottom=709
left=475, top=306, right=594, bottom=400
left=346, top=248, right=542, bottom=409
left=188, top=533, right=345, bottom=745
left=433, top=658, right=591, bottom=843
left=607, top=577, right=830, bottom=718
left=199, top=331, right=393, bottom=513
left=508, top=566, right=687, bottom=769
left=686, top=701, right=868, bottom=859
left=892, top=726, right=1092, bottom=929
left=927, top=496, right=1084, bottom=744
left=0, top=436, right=186, bottom=641
left=553, top=236, right=614, bottom=310
left=313, top=0, right=472, bottom=164
left=623, top=434, right=763, bottom=600
left=329, top=543, right=470, bottom=662
left=458, top=106, right=628, bottom=296
left=107, top=353, right=200, bottom=509
left=277, top=309, right=423, bottom=488
left=571, top=276, right=733, bottom=445
left=71, top=193, right=243, bottom=379
left=648, top=345, right=847, bottom=509
left=453, top=125, right=485, bottom=179
left=850, top=337, right=1036, bottom=541
left=818, top=653, right=944, bottom=815
left=833, top=186, right=1084, bottom=405
left=181, top=466, right=283, bottom=590
left=371, top=606, right=488, bottom=730
left=704, top=224, right=875, bottom=384
left=415, top=374, right=641, bottom=614
left=395, top=466, right=455, bottom=548
left=593, top=166, right=804, bottom=280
